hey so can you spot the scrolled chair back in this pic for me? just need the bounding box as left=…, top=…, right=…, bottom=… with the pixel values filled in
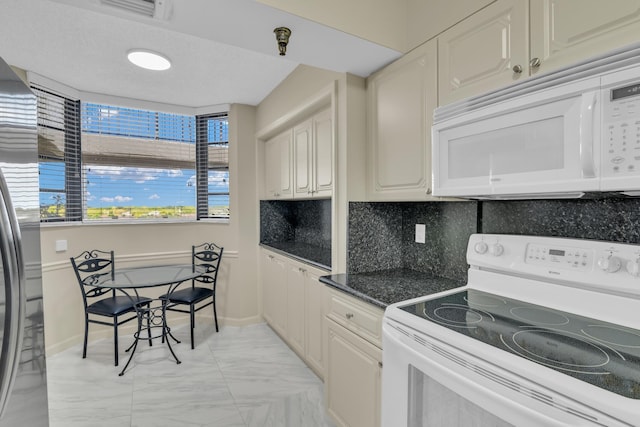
left=70, top=249, right=115, bottom=300
left=192, top=242, right=223, bottom=287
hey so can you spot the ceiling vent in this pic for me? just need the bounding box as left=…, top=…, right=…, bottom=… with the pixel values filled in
left=100, top=0, right=171, bottom=20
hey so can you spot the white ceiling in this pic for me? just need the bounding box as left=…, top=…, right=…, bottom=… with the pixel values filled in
left=0, top=0, right=401, bottom=108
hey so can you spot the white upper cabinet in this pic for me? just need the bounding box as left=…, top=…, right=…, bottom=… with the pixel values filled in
left=367, top=39, right=438, bottom=200
left=439, top=0, right=640, bottom=105
left=264, top=107, right=333, bottom=200
left=313, top=108, right=333, bottom=198
left=530, top=0, right=640, bottom=75
left=438, top=0, right=528, bottom=106
left=293, top=108, right=333, bottom=199
left=263, top=130, right=293, bottom=199
left=293, top=119, right=313, bottom=198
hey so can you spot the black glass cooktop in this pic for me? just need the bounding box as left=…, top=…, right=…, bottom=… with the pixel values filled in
left=399, top=289, right=640, bottom=399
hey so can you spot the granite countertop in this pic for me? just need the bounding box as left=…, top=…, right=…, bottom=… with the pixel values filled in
left=320, top=268, right=465, bottom=309
left=260, top=241, right=331, bottom=271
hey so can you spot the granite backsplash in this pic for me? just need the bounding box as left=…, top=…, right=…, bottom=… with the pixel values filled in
left=347, top=197, right=640, bottom=283
left=348, top=201, right=479, bottom=282
left=260, top=199, right=332, bottom=267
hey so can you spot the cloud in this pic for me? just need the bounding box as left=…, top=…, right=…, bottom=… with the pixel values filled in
left=167, top=169, right=183, bottom=178
left=149, top=194, right=160, bottom=200
left=99, top=195, right=132, bottom=203
left=87, top=165, right=161, bottom=183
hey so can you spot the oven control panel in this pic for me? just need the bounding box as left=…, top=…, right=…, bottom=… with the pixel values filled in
left=525, top=244, right=592, bottom=271
left=467, top=234, right=640, bottom=298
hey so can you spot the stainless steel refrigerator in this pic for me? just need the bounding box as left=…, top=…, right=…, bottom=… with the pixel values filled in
left=0, top=57, right=49, bottom=425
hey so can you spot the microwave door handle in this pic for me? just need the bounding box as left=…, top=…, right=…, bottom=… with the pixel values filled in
left=0, top=169, right=25, bottom=419
left=580, top=92, right=598, bottom=178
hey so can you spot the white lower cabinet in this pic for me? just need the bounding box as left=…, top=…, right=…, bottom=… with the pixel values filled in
left=261, top=248, right=328, bottom=379
left=261, top=250, right=287, bottom=338
left=325, top=288, right=384, bottom=427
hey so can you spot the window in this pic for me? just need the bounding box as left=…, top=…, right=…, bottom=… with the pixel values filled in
left=34, top=87, right=82, bottom=222
left=196, top=114, right=229, bottom=219
left=34, top=88, right=229, bottom=222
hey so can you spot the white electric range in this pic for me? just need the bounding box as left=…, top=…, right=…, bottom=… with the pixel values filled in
left=382, top=234, right=640, bottom=427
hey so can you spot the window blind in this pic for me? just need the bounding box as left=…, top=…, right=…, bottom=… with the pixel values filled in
left=81, top=103, right=197, bottom=221
left=33, top=86, right=82, bottom=222
left=196, top=113, right=229, bottom=219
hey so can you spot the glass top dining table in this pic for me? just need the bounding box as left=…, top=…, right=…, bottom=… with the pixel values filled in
left=86, top=264, right=208, bottom=376
left=90, top=264, right=207, bottom=289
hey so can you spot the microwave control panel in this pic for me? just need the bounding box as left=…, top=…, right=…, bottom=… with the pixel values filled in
left=602, top=82, right=640, bottom=177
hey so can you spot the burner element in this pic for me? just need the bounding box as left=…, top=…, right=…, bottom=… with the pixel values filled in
left=510, top=307, right=570, bottom=326
left=465, top=293, right=507, bottom=308
left=582, top=325, right=640, bottom=348
left=509, top=330, right=610, bottom=371
left=432, top=305, right=482, bottom=325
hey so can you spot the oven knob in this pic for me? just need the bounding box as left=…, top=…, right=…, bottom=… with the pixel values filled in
left=488, top=243, right=504, bottom=257
left=597, top=255, right=622, bottom=273
left=626, top=260, right=640, bottom=276
left=474, top=242, right=488, bottom=254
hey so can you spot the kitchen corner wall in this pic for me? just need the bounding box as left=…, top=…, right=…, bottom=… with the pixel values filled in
left=260, top=199, right=332, bottom=249
left=348, top=197, right=640, bottom=281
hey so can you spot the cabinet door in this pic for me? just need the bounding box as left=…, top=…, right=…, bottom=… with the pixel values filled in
left=286, top=263, right=306, bottom=356
left=313, top=108, right=333, bottom=198
left=293, top=120, right=313, bottom=198
left=326, top=319, right=382, bottom=427
left=304, top=267, right=326, bottom=378
left=262, top=251, right=288, bottom=337
left=530, top=0, right=640, bottom=75
left=438, top=0, right=528, bottom=105
left=264, top=131, right=292, bottom=199
left=367, top=40, right=437, bottom=200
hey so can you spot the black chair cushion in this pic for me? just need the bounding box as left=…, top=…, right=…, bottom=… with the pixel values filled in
left=161, top=287, right=213, bottom=305
left=87, top=295, right=152, bottom=317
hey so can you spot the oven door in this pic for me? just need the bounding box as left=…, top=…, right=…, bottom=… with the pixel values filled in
left=381, top=317, right=631, bottom=427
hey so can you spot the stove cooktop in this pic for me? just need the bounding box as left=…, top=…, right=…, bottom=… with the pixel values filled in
left=399, top=289, right=640, bottom=399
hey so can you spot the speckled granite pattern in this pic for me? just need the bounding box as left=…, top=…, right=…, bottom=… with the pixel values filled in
left=260, top=199, right=332, bottom=268
left=348, top=201, right=478, bottom=282
left=401, top=202, right=478, bottom=282
left=260, top=242, right=331, bottom=271
left=347, top=203, right=404, bottom=273
left=481, top=198, right=640, bottom=243
left=319, top=270, right=464, bottom=308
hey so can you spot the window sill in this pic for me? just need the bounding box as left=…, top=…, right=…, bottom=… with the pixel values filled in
left=40, top=218, right=230, bottom=227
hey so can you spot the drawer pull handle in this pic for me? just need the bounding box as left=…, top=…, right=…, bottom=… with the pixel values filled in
left=345, top=313, right=354, bottom=319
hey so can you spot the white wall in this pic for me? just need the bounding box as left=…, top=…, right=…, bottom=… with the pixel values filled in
left=406, top=0, right=495, bottom=50
left=256, top=0, right=408, bottom=52
left=257, top=0, right=495, bottom=54
left=41, top=103, right=259, bottom=355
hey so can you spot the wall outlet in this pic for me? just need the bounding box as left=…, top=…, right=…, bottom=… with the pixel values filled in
left=415, top=224, right=426, bottom=244
left=55, top=240, right=67, bottom=252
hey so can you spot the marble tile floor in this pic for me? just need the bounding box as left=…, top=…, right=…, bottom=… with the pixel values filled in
left=46, top=322, right=336, bottom=427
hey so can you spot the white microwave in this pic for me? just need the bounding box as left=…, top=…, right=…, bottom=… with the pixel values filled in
left=432, top=44, right=640, bottom=199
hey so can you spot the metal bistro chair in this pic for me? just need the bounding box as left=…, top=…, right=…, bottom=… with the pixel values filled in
left=161, top=242, right=223, bottom=349
left=71, top=249, right=152, bottom=366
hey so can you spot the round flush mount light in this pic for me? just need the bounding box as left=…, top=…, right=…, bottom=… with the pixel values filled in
left=127, top=49, right=171, bottom=71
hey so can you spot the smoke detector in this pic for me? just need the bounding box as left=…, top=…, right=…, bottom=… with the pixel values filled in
left=100, top=0, right=171, bottom=20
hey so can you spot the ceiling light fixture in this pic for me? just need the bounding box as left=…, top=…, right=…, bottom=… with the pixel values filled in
left=273, top=27, right=291, bottom=56
left=127, top=49, right=171, bottom=71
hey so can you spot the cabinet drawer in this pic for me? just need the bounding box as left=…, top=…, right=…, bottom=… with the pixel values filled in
left=327, top=289, right=383, bottom=347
